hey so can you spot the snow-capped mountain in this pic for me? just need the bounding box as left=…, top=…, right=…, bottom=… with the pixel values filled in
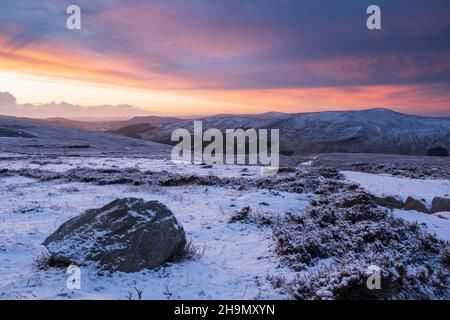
left=114, top=108, right=450, bottom=156
left=2, top=109, right=449, bottom=156
left=273, top=108, right=450, bottom=155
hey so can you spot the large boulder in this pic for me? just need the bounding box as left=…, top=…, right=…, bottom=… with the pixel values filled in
left=404, top=196, right=430, bottom=214
left=43, top=198, right=186, bottom=272
left=432, top=197, right=450, bottom=213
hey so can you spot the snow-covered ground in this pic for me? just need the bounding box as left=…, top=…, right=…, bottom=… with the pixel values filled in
left=0, top=155, right=264, bottom=178
left=0, top=153, right=307, bottom=300
left=342, top=171, right=450, bottom=203
left=343, top=171, right=450, bottom=242
left=392, top=210, right=450, bottom=242
left=1, top=152, right=448, bottom=300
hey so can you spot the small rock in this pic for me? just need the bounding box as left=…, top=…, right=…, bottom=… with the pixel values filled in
left=431, top=197, right=450, bottom=213
left=404, top=196, right=430, bottom=214
left=320, top=167, right=339, bottom=178
left=372, top=195, right=405, bottom=209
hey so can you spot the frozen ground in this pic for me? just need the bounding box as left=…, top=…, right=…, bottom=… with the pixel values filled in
left=0, top=153, right=304, bottom=300
left=392, top=210, right=450, bottom=242
left=0, top=155, right=263, bottom=178
left=0, top=152, right=449, bottom=300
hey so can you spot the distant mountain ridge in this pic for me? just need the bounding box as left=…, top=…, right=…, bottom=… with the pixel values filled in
left=113, top=108, right=450, bottom=156
left=274, top=108, right=450, bottom=156
left=2, top=108, right=449, bottom=156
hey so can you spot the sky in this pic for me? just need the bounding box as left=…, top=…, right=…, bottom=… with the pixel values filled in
left=0, top=0, right=449, bottom=118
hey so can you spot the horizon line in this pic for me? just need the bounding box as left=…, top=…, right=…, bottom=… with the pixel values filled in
left=2, top=107, right=450, bottom=123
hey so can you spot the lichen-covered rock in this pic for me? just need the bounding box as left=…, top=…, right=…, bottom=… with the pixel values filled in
left=432, top=197, right=450, bottom=213
left=43, top=198, right=186, bottom=272
left=404, top=196, right=430, bottom=214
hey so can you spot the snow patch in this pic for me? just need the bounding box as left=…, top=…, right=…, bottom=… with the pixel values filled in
left=393, top=209, right=450, bottom=242
left=342, top=171, right=450, bottom=203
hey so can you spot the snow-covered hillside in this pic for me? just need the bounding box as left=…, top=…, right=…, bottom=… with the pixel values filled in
left=0, top=117, right=171, bottom=157
left=97, top=109, right=450, bottom=156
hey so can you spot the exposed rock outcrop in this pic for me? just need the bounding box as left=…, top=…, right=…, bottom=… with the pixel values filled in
left=404, top=196, right=430, bottom=214
left=372, top=196, right=404, bottom=209
left=432, top=197, right=450, bottom=213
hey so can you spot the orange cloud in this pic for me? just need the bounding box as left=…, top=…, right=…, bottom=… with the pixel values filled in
left=0, top=35, right=448, bottom=117
left=0, top=35, right=210, bottom=92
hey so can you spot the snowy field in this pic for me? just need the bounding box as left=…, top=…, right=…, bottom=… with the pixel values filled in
left=0, top=154, right=263, bottom=178
left=0, top=153, right=304, bottom=300
left=0, top=152, right=449, bottom=299
left=342, top=171, right=450, bottom=204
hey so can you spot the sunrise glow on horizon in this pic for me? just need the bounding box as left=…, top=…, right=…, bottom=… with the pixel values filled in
left=0, top=1, right=449, bottom=118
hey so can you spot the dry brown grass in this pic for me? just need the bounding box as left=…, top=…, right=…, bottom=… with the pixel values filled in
left=169, top=239, right=206, bottom=263
left=35, top=251, right=72, bottom=270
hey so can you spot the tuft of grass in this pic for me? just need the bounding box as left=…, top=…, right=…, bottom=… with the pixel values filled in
left=229, top=206, right=252, bottom=223
left=35, top=251, right=72, bottom=270
left=229, top=206, right=280, bottom=226
left=126, top=287, right=144, bottom=300
left=266, top=274, right=287, bottom=289
left=170, top=239, right=206, bottom=263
